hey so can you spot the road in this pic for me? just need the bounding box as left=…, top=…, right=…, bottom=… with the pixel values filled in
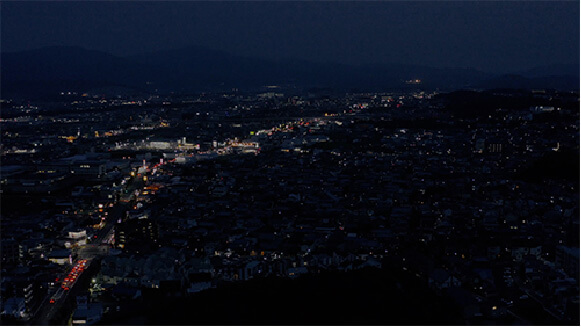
left=30, top=160, right=160, bottom=325
left=31, top=260, right=88, bottom=325
left=30, top=199, right=127, bottom=325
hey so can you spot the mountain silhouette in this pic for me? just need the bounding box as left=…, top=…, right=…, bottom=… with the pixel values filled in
left=477, top=73, right=579, bottom=91
left=1, top=45, right=577, bottom=99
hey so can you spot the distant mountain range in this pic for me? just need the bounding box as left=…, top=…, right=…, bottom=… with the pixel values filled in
left=2, top=45, right=579, bottom=99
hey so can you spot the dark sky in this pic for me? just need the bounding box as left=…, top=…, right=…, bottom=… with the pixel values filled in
left=2, top=1, right=579, bottom=73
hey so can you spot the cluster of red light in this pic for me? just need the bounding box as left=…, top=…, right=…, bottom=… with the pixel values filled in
left=147, top=157, right=175, bottom=171
left=60, top=259, right=87, bottom=291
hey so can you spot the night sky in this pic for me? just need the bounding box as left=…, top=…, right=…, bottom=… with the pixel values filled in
left=2, top=1, right=579, bottom=73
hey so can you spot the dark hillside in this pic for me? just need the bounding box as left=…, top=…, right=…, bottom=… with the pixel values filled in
left=100, top=268, right=464, bottom=325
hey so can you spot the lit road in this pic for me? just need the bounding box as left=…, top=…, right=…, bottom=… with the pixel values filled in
left=31, top=260, right=88, bottom=325
left=30, top=159, right=164, bottom=324
left=30, top=199, right=125, bottom=325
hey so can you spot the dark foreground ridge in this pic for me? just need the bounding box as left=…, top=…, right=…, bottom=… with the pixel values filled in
left=100, top=267, right=464, bottom=325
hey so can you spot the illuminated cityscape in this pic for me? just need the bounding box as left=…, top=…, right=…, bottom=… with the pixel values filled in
left=1, top=1, right=579, bottom=326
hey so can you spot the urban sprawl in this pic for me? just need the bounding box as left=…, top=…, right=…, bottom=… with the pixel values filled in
left=1, top=88, right=579, bottom=325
